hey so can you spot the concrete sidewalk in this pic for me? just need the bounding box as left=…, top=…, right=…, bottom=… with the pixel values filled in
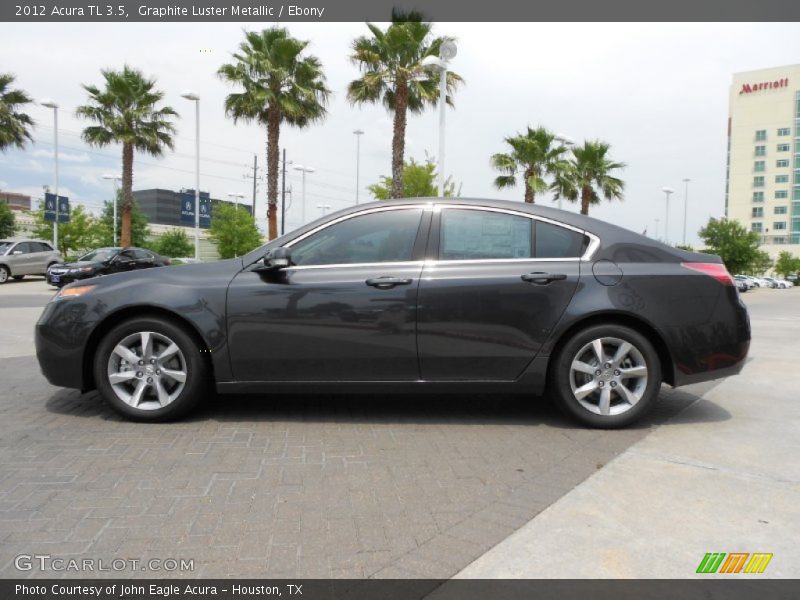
left=454, top=290, right=800, bottom=578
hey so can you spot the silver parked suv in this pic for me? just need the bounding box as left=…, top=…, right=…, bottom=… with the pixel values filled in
left=0, top=238, right=63, bottom=284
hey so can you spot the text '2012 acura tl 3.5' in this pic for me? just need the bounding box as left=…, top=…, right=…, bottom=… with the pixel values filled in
left=35, top=199, right=750, bottom=428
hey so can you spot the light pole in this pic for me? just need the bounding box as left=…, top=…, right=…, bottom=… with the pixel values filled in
left=181, top=91, right=200, bottom=260
left=654, top=218, right=660, bottom=241
left=102, top=174, right=122, bottom=245
left=421, top=40, right=457, bottom=197
left=554, top=133, right=575, bottom=210
left=682, top=178, right=691, bottom=246
left=661, top=187, right=674, bottom=245
left=292, top=164, right=315, bottom=225
left=227, top=192, right=245, bottom=258
left=316, top=204, right=331, bottom=217
left=41, top=100, right=59, bottom=249
left=353, top=129, right=364, bottom=204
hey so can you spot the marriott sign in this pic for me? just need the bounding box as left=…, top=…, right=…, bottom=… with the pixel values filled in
left=739, top=78, right=789, bottom=95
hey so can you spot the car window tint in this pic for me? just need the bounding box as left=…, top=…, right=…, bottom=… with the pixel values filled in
left=440, top=209, right=532, bottom=260
left=291, top=209, right=423, bottom=266
left=14, top=242, right=33, bottom=254
left=535, top=221, right=588, bottom=258
left=34, top=242, right=51, bottom=252
left=132, top=249, right=152, bottom=260
left=119, top=250, right=137, bottom=259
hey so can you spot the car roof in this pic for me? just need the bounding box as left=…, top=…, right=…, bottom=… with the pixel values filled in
left=1, top=238, right=53, bottom=244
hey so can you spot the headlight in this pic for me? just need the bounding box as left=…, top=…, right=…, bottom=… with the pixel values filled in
left=55, top=285, right=95, bottom=300
left=69, top=266, right=94, bottom=274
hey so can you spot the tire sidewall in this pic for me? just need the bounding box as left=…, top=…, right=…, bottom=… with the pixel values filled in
left=552, top=324, right=662, bottom=429
left=94, top=317, right=207, bottom=421
left=0, top=266, right=9, bottom=284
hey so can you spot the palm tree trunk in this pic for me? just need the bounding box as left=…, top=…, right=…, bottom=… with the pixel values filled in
left=390, top=77, right=409, bottom=199
left=580, top=186, right=591, bottom=215
left=524, top=168, right=534, bottom=203
left=120, top=142, right=133, bottom=247
left=266, top=106, right=280, bottom=240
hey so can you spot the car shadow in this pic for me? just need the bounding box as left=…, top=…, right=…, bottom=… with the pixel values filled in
left=44, top=385, right=730, bottom=431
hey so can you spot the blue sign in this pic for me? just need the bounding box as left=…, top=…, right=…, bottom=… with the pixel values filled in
left=44, top=193, right=70, bottom=223
left=179, top=190, right=211, bottom=229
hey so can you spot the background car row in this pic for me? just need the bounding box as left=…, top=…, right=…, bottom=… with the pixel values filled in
left=734, top=274, right=794, bottom=290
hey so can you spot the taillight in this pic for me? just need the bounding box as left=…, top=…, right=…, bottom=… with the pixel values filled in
left=681, top=262, right=734, bottom=286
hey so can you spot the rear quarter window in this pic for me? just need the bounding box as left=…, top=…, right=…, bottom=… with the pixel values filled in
left=535, top=221, right=588, bottom=258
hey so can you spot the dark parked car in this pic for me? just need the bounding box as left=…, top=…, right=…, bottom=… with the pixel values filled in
left=46, top=247, right=169, bottom=287
left=35, top=199, right=750, bottom=428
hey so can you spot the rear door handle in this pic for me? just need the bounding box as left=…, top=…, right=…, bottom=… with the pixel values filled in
left=521, top=272, right=567, bottom=285
left=366, top=276, right=413, bottom=289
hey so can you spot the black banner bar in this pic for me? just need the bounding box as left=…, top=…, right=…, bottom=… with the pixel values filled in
left=2, top=0, right=799, bottom=22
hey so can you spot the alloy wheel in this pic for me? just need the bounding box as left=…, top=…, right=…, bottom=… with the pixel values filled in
left=106, top=331, right=187, bottom=410
left=568, top=336, right=648, bottom=416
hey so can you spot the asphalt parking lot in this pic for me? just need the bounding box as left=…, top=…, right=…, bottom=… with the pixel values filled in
left=0, top=278, right=796, bottom=578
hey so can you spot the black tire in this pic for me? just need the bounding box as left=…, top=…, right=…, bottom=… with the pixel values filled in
left=12, top=275, right=24, bottom=280
left=0, top=266, right=9, bottom=284
left=93, top=316, right=208, bottom=421
left=551, top=324, right=662, bottom=429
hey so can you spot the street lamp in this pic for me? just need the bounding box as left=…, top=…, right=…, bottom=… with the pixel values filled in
left=682, top=178, right=691, bottom=246
left=316, top=204, right=331, bottom=217
left=102, top=174, right=122, bottom=245
left=181, top=90, right=200, bottom=260
left=227, top=192, right=245, bottom=258
left=353, top=129, right=364, bottom=204
left=661, top=187, right=675, bottom=245
left=554, top=133, right=575, bottom=210
left=292, top=164, right=315, bottom=225
left=421, top=40, right=457, bottom=197
left=40, top=99, right=59, bottom=249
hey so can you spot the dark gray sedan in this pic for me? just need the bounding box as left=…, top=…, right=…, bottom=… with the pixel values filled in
left=35, top=199, right=750, bottom=428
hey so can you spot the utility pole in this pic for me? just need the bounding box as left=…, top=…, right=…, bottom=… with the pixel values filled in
left=281, top=148, right=287, bottom=236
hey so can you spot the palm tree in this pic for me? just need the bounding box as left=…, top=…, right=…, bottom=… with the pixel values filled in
left=491, top=126, right=569, bottom=203
left=348, top=10, right=463, bottom=199
left=552, top=140, right=625, bottom=215
left=76, top=66, right=177, bottom=247
left=0, top=73, right=34, bottom=151
left=219, top=27, right=330, bottom=240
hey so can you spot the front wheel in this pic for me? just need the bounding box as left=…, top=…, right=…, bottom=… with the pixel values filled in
left=93, top=316, right=209, bottom=421
left=551, top=324, right=662, bottom=429
left=0, top=266, right=9, bottom=284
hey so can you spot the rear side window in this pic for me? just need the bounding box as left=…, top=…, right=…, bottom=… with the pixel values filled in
left=34, top=242, right=53, bottom=252
left=291, top=209, right=423, bottom=266
left=440, top=209, right=532, bottom=260
left=535, top=221, right=588, bottom=258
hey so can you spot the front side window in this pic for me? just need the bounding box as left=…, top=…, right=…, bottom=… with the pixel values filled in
left=440, top=209, right=532, bottom=260
left=80, top=248, right=118, bottom=262
left=12, top=242, right=33, bottom=254
left=290, top=209, right=423, bottom=266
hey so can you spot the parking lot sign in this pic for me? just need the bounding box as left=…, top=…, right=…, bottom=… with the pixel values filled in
left=44, top=193, right=70, bottom=223
left=179, top=190, right=212, bottom=229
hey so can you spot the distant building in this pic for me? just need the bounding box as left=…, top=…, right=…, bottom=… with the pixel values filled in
left=726, top=64, right=800, bottom=258
left=133, top=188, right=252, bottom=227
left=0, top=191, right=32, bottom=211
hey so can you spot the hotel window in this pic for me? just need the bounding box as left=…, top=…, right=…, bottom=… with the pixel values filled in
left=752, top=207, right=764, bottom=218
left=776, top=175, right=789, bottom=184
left=777, top=159, right=790, bottom=168
left=754, top=176, right=765, bottom=187
left=751, top=222, right=763, bottom=233
left=754, top=161, right=766, bottom=172
left=773, top=237, right=786, bottom=244
left=755, top=130, right=767, bottom=141
left=796, top=172, right=800, bottom=184
left=777, top=127, right=791, bottom=136
left=795, top=189, right=800, bottom=201
left=775, top=206, right=788, bottom=215
left=776, top=190, right=788, bottom=200
left=754, top=145, right=766, bottom=156
left=777, top=143, right=790, bottom=152
left=773, top=221, right=787, bottom=230
left=753, top=191, right=764, bottom=202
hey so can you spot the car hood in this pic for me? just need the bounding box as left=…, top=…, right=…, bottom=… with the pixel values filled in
left=64, top=257, right=244, bottom=289
left=54, top=260, right=102, bottom=269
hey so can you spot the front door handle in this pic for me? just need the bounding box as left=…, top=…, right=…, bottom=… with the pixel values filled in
left=521, top=272, right=567, bottom=285
left=366, top=276, right=413, bottom=289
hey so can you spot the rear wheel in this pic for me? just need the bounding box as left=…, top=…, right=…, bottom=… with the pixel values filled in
left=551, top=324, right=662, bottom=428
left=93, top=316, right=208, bottom=421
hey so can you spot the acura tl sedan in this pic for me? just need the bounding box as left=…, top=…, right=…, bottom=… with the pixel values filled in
left=47, top=247, right=170, bottom=287
left=35, top=199, right=750, bottom=428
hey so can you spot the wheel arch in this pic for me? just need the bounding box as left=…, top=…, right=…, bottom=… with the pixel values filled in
left=547, top=312, right=675, bottom=386
left=82, top=305, right=215, bottom=391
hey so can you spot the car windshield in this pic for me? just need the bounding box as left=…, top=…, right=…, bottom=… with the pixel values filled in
left=78, top=248, right=119, bottom=262
left=0, top=241, right=12, bottom=255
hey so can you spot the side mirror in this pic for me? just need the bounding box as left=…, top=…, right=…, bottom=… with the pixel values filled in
left=260, top=247, right=292, bottom=270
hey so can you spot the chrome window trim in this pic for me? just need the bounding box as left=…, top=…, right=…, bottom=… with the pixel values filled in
left=279, top=201, right=601, bottom=270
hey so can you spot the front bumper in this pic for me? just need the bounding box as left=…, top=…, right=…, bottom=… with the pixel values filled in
left=35, top=299, right=96, bottom=390
left=46, top=269, right=94, bottom=287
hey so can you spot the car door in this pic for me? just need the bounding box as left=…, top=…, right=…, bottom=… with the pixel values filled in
left=10, top=242, right=36, bottom=275
left=417, top=206, right=587, bottom=381
left=112, top=249, right=138, bottom=273
left=131, top=249, right=156, bottom=270
left=226, top=206, right=431, bottom=382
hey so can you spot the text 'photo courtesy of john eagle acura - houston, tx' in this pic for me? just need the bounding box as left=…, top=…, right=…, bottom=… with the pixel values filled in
left=35, top=199, right=750, bottom=428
